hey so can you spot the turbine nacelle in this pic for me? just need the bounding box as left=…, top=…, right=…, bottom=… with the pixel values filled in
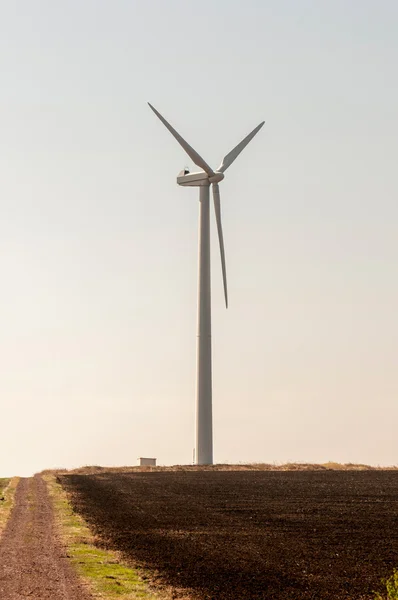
left=177, top=169, right=224, bottom=187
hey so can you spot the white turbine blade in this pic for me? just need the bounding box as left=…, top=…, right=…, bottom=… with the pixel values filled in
left=218, top=121, right=265, bottom=173
left=212, top=183, right=228, bottom=308
left=148, top=103, right=214, bottom=175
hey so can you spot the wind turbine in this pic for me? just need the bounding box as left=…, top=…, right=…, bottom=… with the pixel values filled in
left=148, top=103, right=264, bottom=465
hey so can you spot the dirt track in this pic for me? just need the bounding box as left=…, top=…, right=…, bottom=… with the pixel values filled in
left=61, top=470, right=398, bottom=600
left=0, top=475, right=91, bottom=600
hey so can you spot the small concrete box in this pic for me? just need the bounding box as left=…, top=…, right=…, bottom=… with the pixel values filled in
left=139, top=457, right=157, bottom=467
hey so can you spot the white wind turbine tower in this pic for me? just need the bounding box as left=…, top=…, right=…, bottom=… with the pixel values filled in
left=149, top=103, right=264, bottom=465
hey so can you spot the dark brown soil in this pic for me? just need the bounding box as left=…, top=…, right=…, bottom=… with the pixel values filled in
left=60, top=470, right=398, bottom=600
left=0, top=475, right=92, bottom=600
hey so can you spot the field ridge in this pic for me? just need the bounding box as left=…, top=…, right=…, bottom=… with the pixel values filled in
left=42, top=461, right=398, bottom=477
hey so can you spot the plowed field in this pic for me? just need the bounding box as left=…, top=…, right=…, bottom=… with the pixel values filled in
left=60, top=470, right=398, bottom=600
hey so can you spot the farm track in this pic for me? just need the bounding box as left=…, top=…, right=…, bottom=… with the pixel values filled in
left=60, top=470, right=398, bottom=600
left=0, top=475, right=92, bottom=600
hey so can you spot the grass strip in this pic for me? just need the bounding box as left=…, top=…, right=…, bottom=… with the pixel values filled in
left=0, top=479, right=9, bottom=493
left=45, top=475, right=158, bottom=599
left=0, top=477, right=20, bottom=536
left=374, top=569, right=398, bottom=599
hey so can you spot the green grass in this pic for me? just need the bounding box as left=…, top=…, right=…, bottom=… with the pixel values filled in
left=0, top=478, right=10, bottom=494
left=375, top=570, right=398, bottom=600
left=45, top=475, right=158, bottom=599
left=0, top=477, right=19, bottom=535
left=70, top=544, right=151, bottom=597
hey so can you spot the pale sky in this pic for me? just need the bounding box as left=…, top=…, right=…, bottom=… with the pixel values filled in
left=1, top=0, right=397, bottom=477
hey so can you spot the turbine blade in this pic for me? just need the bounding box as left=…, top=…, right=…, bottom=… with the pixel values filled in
left=212, top=182, right=228, bottom=308
left=148, top=103, right=214, bottom=175
left=218, top=121, right=265, bottom=173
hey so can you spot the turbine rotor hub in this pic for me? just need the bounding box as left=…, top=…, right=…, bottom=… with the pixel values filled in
left=208, top=171, right=224, bottom=184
